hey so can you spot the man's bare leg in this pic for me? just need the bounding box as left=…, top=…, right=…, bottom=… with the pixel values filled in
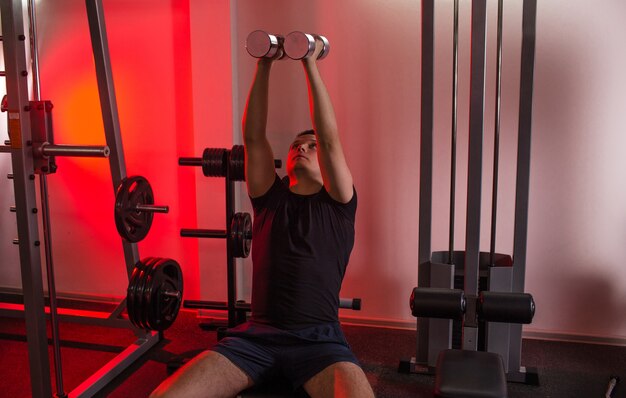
left=150, top=350, right=254, bottom=398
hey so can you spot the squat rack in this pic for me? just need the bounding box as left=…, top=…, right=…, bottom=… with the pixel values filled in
left=0, top=1, right=160, bottom=396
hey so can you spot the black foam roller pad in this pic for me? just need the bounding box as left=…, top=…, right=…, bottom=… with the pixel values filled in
left=478, top=291, right=535, bottom=324
left=410, top=288, right=466, bottom=320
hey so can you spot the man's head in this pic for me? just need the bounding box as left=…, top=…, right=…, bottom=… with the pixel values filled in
left=286, top=129, right=321, bottom=182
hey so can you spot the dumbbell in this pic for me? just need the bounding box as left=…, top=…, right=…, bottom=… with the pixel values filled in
left=283, top=31, right=330, bottom=60
left=246, top=30, right=285, bottom=60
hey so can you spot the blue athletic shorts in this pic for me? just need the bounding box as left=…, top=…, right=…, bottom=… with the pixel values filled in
left=211, top=321, right=360, bottom=390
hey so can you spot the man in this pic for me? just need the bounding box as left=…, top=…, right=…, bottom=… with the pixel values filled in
left=150, top=37, right=373, bottom=398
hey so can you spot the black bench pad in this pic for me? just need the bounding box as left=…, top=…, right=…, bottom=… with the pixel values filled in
left=434, top=349, right=507, bottom=398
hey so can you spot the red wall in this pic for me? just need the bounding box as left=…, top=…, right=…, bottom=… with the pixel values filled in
left=33, top=0, right=234, bottom=301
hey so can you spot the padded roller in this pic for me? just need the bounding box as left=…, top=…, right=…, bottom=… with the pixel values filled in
left=410, top=288, right=466, bottom=320
left=478, top=291, right=535, bottom=324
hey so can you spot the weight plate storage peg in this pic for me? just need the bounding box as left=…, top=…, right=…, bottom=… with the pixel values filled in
left=230, top=212, right=252, bottom=258
left=126, top=257, right=183, bottom=331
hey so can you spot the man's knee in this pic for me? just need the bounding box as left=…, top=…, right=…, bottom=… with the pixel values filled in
left=149, top=350, right=253, bottom=398
left=304, top=361, right=374, bottom=398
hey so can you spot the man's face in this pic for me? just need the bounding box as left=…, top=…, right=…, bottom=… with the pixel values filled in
left=286, top=134, right=319, bottom=174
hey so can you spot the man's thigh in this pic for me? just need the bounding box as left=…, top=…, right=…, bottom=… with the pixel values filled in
left=150, top=350, right=254, bottom=398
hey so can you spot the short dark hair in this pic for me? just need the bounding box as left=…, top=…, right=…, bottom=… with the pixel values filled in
left=296, top=129, right=315, bottom=138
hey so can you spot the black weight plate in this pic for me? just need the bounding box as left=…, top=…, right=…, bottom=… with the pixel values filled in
left=142, top=257, right=165, bottom=330
left=146, top=259, right=183, bottom=331
left=148, top=259, right=180, bottom=330
left=150, top=260, right=183, bottom=331
left=229, top=145, right=245, bottom=181
left=231, top=212, right=252, bottom=258
left=230, top=213, right=241, bottom=258
left=127, top=257, right=155, bottom=328
left=127, top=257, right=152, bottom=328
left=135, top=257, right=159, bottom=329
left=114, top=176, right=154, bottom=243
left=130, top=257, right=155, bottom=329
left=201, top=148, right=227, bottom=177
left=241, top=212, right=252, bottom=258
left=139, top=257, right=162, bottom=329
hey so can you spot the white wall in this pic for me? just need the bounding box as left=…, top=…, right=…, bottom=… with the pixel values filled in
left=232, top=0, right=626, bottom=340
left=1, top=0, right=624, bottom=342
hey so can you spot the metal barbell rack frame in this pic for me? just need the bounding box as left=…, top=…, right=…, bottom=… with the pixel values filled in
left=0, top=1, right=161, bottom=396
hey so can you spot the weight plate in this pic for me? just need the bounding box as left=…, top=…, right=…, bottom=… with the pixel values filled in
left=201, top=148, right=228, bottom=177
left=231, top=212, right=252, bottom=258
left=145, top=259, right=183, bottom=331
left=139, top=257, right=161, bottom=329
left=142, top=257, right=164, bottom=330
left=229, top=145, right=245, bottom=181
left=135, top=257, right=159, bottom=329
left=114, top=176, right=155, bottom=243
left=127, top=257, right=155, bottom=328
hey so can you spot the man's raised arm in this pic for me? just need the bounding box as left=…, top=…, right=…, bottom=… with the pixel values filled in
left=243, top=59, right=277, bottom=198
left=302, top=40, right=354, bottom=203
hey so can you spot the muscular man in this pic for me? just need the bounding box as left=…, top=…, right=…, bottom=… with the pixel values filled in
left=151, top=37, right=374, bottom=398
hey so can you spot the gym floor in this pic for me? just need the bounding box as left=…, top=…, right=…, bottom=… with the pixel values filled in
left=0, top=297, right=623, bottom=397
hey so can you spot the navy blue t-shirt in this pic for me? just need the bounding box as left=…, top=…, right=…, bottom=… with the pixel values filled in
left=249, top=174, right=357, bottom=330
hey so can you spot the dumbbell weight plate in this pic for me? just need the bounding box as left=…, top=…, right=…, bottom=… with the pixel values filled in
left=115, top=176, right=155, bottom=243
left=246, top=30, right=282, bottom=59
left=284, top=31, right=316, bottom=60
